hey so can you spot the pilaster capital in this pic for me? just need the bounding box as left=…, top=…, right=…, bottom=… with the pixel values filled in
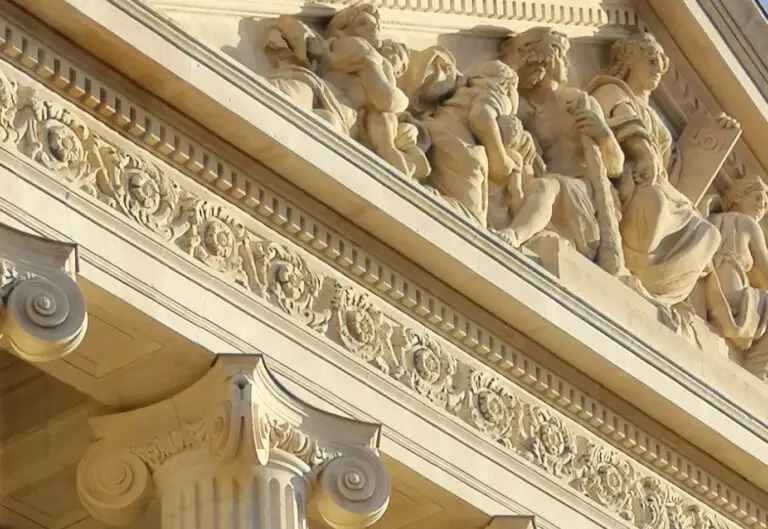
left=76, top=354, right=391, bottom=528
left=0, top=222, right=88, bottom=362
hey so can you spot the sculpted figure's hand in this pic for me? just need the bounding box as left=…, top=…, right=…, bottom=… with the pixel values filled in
left=394, top=123, right=419, bottom=150
left=716, top=113, right=740, bottom=130
left=632, top=156, right=658, bottom=186
left=572, top=107, right=611, bottom=142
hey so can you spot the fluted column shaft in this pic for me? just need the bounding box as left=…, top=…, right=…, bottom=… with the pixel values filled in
left=155, top=449, right=310, bottom=529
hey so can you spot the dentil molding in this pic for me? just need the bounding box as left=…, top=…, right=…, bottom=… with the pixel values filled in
left=77, top=354, right=391, bottom=529
left=0, top=48, right=761, bottom=529
left=0, top=217, right=88, bottom=362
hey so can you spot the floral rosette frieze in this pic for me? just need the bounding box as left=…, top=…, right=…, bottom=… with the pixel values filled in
left=330, top=284, right=396, bottom=375
left=574, top=444, right=635, bottom=520
left=523, top=406, right=577, bottom=478
left=14, top=92, right=91, bottom=182
left=178, top=200, right=249, bottom=286
left=249, top=241, right=330, bottom=332
left=398, top=329, right=459, bottom=409
left=92, top=138, right=182, bottom=239
left=464, top=370, right=520, bottom=449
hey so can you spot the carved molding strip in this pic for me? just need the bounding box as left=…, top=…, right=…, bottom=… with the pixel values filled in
left=151, top=0, right=638, bottom=28
left=0, top=13, right=765, bottom=529
left=0, top=44, right=764, bottom=529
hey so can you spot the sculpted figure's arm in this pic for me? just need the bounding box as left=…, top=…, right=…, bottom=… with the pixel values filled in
left=469, top=97, right=516, bottom=184
left=326, top=38, right=409, bottom=113
left=747, top=220, right=768, bottom=289
left=582, top=97, right=625, bottom=178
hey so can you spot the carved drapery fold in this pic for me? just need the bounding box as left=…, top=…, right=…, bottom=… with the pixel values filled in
left=0, top=221, right=88, bottom=362
left=76, top=355, right=391, bottom=529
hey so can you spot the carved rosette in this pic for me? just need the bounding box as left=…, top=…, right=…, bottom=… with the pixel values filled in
left=574, top=444, right=635, bottom=520
left=465, top=370, right=520, bottom=448
left=249, top=241, right=330, bottom=332
left=178, top=200, right=249, bottom=285
left=399, top=329, right=458, bottom=409
left=15, top=94, right=91, bottom=182
left=330, top=285, right=395, bottom=374
left=0, top=226, right=88, bottom=363
left=93, top=138, right=182, bottom=239
left=523, top=406, right=577, bottom=478
left=76, top=355, right=390, bottom=529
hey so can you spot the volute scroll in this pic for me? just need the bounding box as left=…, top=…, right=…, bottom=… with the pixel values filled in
left=0, top=222, right=88, bottom=362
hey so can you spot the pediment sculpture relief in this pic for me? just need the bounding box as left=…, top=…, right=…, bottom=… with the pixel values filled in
left=261, top=6, right=768, bottom=379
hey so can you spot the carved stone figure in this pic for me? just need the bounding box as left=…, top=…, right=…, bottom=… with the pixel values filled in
left=503, top=28, right=627, bottom=273
left=701, top=175, right=768, bottom=379
left=263, top=8, right=429, bottom=179
left=587, top=33, right=722, bottom=307
left=417, top=59, right=518, bottom=225
left=408, top=57, right=557, bottom=247
left=264, top=16, right=357, bottom=135
left=321, top=4, right=430, bottom=179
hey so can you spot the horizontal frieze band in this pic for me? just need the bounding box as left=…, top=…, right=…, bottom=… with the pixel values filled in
left=0, top=10, right=765, bottom=529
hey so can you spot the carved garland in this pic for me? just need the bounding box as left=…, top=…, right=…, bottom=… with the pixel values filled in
left=0, top=63, right=748, bottom=529
left=0, top=17, right=760, bottom=525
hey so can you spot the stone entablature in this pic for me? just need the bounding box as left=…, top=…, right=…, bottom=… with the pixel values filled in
left=0, top=221, right=88, bottom=363
left=0, top=28, right=765, bottom=529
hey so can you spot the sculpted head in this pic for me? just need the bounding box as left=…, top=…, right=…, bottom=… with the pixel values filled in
left=464, top=60, right=520, bottom=110
left=726, top=174, right=768, bottom=221
left=608, top=32, right=670, bottom=93
left=501, top=27, right=570, bottom=91
left=327, top=3, right=382, bottom=48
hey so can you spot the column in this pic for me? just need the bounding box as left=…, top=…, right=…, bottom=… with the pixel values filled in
left=76, top=355, right=391, bottom=529
left=0, top=222, right=88, bottom=362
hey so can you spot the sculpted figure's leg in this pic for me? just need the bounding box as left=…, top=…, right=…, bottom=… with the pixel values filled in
left=366, top=110, right=412, bottom=177
left=620, top=184, right=667, bottom=255
left=501, top=178, right=560, bottom=247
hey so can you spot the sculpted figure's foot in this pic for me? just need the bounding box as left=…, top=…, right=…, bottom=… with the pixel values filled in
left=617, top=273, right=651, bottom=299
left=495, top=228, right=521, bottom=248
left=596, top=245, right=625, bottom=276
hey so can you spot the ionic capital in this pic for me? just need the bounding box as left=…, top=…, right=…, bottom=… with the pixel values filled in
left=0, top=222, right=88, bottom=362
left=76, top=354, right=391, bottom=529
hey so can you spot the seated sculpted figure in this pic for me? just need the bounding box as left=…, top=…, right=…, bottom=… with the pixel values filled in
left=503, top=28, right=628, bottom=275
left=701, top=175, right=768, bottom=377
left=414, top=58, right=558, bottom=247
left=587, top=33, right=721, bottom=308
left=321, top=4, right=430, bottom=179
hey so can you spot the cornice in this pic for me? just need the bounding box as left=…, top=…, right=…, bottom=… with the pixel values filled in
left=149, top=0, right=638, bottom=38
left=0, top=30, right=766, bottom=529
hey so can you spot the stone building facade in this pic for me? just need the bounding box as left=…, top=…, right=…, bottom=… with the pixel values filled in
left=1, top=1, right=768, bottom=529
